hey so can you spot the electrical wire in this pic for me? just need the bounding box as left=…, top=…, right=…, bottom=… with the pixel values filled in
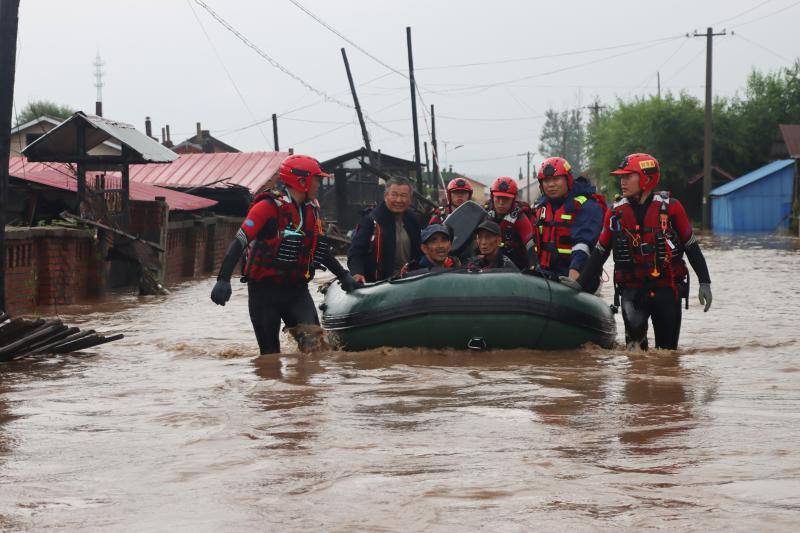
left=417, top=35, right=687, bottom=71
left=186, top=0, right=271, bottom=146
left=712, top=0, right=774, bottom=26
left=734, top=31, right=792, bottom=61
left=730, top=0, right=800, bottom=27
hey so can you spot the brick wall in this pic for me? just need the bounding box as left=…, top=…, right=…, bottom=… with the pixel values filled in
left=164, top=216, right=242, bottom=284
left=3, top=227, right=98, bottom=315
left=4, top=237, right=37, bottom=313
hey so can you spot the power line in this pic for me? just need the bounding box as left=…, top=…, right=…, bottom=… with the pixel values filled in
left=712, top=0, right=774, bottom=25
left=417, top=35, right=687, bottom=71
left=192, top=1, right=404, bottom=139
left=730, top=0, right=800, bottom=27
left=186, top=0, right=271, bottom=146
left=734, top=31, right=792, bottom=62
left=429, top=37, right=685, bottom=95
left=436, top=114, right=543, bottom=122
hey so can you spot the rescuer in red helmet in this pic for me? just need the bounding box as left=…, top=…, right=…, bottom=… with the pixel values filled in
left=566, top=153, right=712, bottom=350
left=531, top=157, right=604, bottom=288
left=210, top=154, right=359, bottom=354
left=429, top=177, right=474, bottom=224
left=484, top=176, right=538, bottom=270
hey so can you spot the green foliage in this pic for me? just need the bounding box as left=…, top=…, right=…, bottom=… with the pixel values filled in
left=15, top=100, right=75, bottom=126
left=539, top=108, right=586, bottom=174
left=587, top=60, right=800, bottom=219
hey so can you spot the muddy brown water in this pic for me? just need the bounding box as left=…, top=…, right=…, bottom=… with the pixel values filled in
left=1, top=235, right=799, bottom=531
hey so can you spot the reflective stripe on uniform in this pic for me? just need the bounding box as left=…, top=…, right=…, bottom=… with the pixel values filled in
left=572, top=242, right=591, bottom=255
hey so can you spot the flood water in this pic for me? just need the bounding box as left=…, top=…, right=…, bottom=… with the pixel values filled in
left=1, top=234, right=799, bottom=531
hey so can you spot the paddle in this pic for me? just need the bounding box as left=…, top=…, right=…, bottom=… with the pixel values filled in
left=444, top=200, right=488, bottom=255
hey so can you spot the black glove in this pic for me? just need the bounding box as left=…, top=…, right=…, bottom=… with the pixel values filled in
left=210, top=279, right=232, bottom=306
left=339, top=272, right=362, bottom=292
left=698, top=283, right=712, bottom=312
left=558, top=276, right=581, bottom=290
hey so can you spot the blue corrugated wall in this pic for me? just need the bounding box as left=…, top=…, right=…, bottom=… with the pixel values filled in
left=711, top=163, right=795, bottom=232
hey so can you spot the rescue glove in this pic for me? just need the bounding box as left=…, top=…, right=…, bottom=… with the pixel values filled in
left=698, top=283, right=712, bottom=312
left=558, top=276, right=582, bottom=290
left=339, top=272, right=362, bottom=292
left=210, top=279, right=232, bottom=306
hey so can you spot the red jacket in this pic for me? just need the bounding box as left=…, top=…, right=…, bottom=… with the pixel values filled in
left=598, top=192, right=692, bottom=289
left=241, top=190, right=322, bottom=283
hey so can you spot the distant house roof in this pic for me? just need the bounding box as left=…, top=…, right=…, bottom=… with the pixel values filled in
left=173, top=131, right=240, bottom=154
left=22, top=112, right=178, bottom=164
left=12, top=115, right=122, bottom=152
left=8, top=157, right=216, bottom=211
left=710, top=159, right=795, bottom=197
left=320, top=148, right=416, bottom=170
left=129, top=151, right=290, bottom=193
left=688, top=165, right=736, bottom=185
left=779, top=124, right=800, bottom=159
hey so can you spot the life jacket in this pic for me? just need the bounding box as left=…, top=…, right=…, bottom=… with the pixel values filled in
left=533, top=194, right=590, bottom=271
left=608, top=191, right=688, bottom=289
left=243, top=189, right=321, bottom=284
left=486, top=203, right=526, bottom=268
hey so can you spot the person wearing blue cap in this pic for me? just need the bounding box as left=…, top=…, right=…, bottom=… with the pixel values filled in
left=400, top=224, right=460, bottom=277
left=466, top=220, right=518, bottom=271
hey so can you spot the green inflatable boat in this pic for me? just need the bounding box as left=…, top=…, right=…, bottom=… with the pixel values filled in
left=321, top=270, right=617, bottom=351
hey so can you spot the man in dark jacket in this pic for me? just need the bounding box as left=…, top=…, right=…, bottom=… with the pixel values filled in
left=466, top=220, right=518, bottom=271
left=400, top=224, right=460, bottom=277
left=348, top=177, right=422, bottom=283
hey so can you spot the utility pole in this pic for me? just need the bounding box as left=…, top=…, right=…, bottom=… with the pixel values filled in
left=657, top=71, right=661, bottom=100
left=272, top=113, right=279, bottom=151
left=423, top=141, right=429, bottom=174
left=341, top=48, right=372, bottom=159
left=585, top=99, right=606, bottom=124
left=0, top=0, right=20, bottom=311
left=526, top=152, right=532, bottom=205
left=431, top=104, right=441, bottom=196
left=406, top=27, right=423, bottom=194
left=693, top=27, right=726, bottom=230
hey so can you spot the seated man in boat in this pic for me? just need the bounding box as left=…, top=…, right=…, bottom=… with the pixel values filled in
left=531, top=157, right=605, bottom=291
left=466, top=220, right=518, bottom=271
left=400, top=224, right=460, bottom=277
left=348, top=177, right=422, bottom=283
left=429, top=178, right=473, bottom=224
left=484, top=176, right=539, bottom=270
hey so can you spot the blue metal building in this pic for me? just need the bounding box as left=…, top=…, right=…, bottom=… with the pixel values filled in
left=710, top=159, right=796, bottom=233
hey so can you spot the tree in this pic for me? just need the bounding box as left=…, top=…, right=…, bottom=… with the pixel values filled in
left=14, top=100, right=74, bottom=126
left=538, top=108, right=586, bottom=175
left=587, top=60, right=800, bottom=221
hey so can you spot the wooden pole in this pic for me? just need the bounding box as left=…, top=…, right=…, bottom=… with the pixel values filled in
left=431, top=104, right=440, bottom=195
left=694, top=27, right=726, bottom=230
left=272, top=113, right=279, bottom=151
left=341, top=48, right=372, bottom=159
left=406, top=27, right=423, bottom=194
left=0, top=0, right=20, bottom=311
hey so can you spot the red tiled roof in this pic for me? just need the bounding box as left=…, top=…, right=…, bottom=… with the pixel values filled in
left=129, top=151, right=290, bottom=192
left=8, top=157, right=216, bottom=212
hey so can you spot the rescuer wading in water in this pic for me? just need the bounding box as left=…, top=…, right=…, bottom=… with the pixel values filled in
left=210, top=155, right=358, bottom=354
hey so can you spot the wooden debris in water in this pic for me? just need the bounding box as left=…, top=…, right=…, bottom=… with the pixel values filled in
left=0, top=313, right=124, bottom=362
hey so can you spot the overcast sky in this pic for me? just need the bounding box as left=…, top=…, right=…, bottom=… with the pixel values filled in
left=12, top=0, right=800, bottom=182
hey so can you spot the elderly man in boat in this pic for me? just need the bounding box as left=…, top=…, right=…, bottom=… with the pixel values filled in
left=466, top=220, right=518, bottom=271
left=399, top=224, right=461, bottom=277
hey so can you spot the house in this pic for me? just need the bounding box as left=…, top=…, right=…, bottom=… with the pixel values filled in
left=10, top=115, right=122, bottom=157
left=425, top=170, right=488, bottom=205
left=710, top=159, right=796, bottom=233
left=171, top=122, right=240, bottom=154
left=320, top=148, right=419, bottom=230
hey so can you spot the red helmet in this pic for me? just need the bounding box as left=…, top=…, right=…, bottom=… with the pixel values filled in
left=447, top=177, right=473, bottom=198
left=490, top=176, right=518, bottom=198
left=610, top=153, right=660, bottom=192
left=279, top=154, right=330, bottom=193
left=537, top=157, right=574, bottom=189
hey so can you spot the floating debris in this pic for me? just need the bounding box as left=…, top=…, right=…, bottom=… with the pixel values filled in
left=0, top=312, right=124, bottom=363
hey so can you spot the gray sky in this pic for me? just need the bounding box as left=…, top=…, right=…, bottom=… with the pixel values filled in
left=13, top=0, right=800, bottom=182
